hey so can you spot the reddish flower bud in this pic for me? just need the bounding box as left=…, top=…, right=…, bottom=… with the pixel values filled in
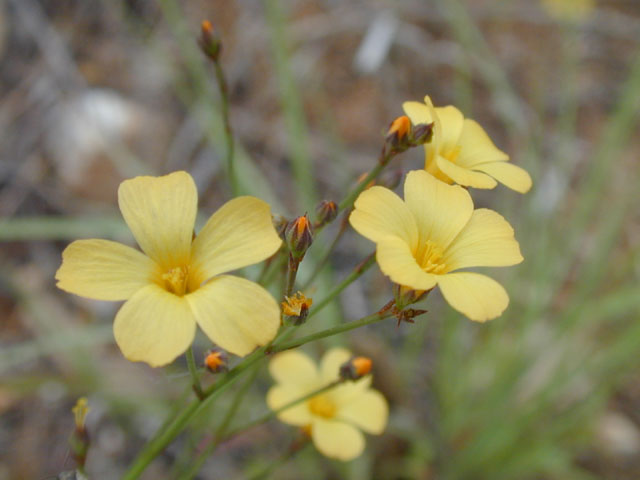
left=285, top=214, right=314, bottom=259
left=199, top=20, right=222, bottom=61
left=340, top=356, right=373, bottom=381
left=315, top=200, right=338, bottom=228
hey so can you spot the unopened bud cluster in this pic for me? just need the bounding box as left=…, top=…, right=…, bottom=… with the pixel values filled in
left=385, top=115, right=434, bottom=153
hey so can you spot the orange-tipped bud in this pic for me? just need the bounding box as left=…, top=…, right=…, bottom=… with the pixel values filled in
left=282, top=291, right=312, bottom=325
left=340, top=356, right=373, bottom=381
left=315, top=200, right=338, bottom=228
left=199, top=19, right=221, bottom=61
left=285, top=214, right=314, bottom=259
left=204, top=348, right=228, bottom=373
left=387, top=115, right=411, bottom=140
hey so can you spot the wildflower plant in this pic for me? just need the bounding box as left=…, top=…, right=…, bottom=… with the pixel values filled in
left=50, top=18, right=533, bottom=479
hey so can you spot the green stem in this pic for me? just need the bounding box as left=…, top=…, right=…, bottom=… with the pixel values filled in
left=212, top=59, right=238, bottom=196
left=186, top=348, right=204, bottom=399
left=302, top=212, right=351, bottom=289
left=338, top=162, right=385, bottom=212
left=284, top=254, right=299, bottom=298
left=307, top=253, right=375, bottom=318
left=271, top=307, right=395, bottom=354
left=224, top=380, right=343, bottom=439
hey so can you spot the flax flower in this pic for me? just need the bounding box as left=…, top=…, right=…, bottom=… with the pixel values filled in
left=56, top=171, right=282, bottom=367
left=403, top=96, right=532, bottom=193
left=267, top=348, right=388, bottom=461
left=350, top=170, right=523, bottom=321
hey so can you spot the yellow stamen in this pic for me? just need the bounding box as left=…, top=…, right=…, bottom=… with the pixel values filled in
left=416, top=240, right=447, bottom=274
left=282, top=292, right=312, bottom=317
left=308, top=395, right=336, bottom=419
left=162, top=266, right=190, bottom=296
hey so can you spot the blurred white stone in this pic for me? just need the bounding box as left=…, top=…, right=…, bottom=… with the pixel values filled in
left=597, top=411, right=640, bottom=457
left=353, top=11, right=398, bottom=74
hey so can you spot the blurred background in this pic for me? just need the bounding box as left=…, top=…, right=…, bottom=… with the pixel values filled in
left=1, top=0, right=639, bottom=478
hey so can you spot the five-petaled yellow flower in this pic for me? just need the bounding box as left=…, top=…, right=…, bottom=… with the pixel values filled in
left=350, top=170, right=523, bottom=321
left=56, top=171, right=282, bottom=367
left=403, top=96, right=532, bottom=193
left=267, top=348, right=388, bottom=461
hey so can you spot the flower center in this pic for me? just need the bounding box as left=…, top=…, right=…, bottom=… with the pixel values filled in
left=416, top=240, right=447, bottom=274
left=161, top=265, right=190, bottom=296
left=308, top=395, right=336, bottom=419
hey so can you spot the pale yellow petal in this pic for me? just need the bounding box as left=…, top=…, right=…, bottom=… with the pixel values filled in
left=350, top=186, right=418, bottom=250
left=376, top=236, right=438, bottom=291
left=113, top=284, right=196, bottom=367
left=320, top=347, right=352, bottom=383
left=472, top=161, right=533, bottom=194
left=266, top=385, right=313, bottom=426
left=191, top=197, right=282, bottom=279
left=329, top=376, right=372, bottom=405
left=403, top=170, right=474, bottom=250
left=269, top=350, right=320, bottom=387
left=444, top=209, right=523, bottom=270
left=312, top=418, right=365, bottom=461
left=436, top=155, right=498, bottom=190
left=437, top=272, right=509, bottom=322
left=56, top=239, right=157, bottom=301
left=337, top=390, right=388, bottom=434
left=434, top=105, right=464, bottom=153
left=402, top=101, right=433, bottom=125
left=187, top=275, right=279, bottom=357
left=118, top=171, right=196, bottom=269
left=455, top=119, right=509, bottom=168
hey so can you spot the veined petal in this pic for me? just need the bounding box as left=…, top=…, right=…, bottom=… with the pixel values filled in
left=56, top=239, right=156, bottom=301
left=404, top=170, right=474, bottom=250
left=472, top=161, right=533, bottom=193
left=455, top=119, right=509, bottom=168
left=118, top=171, right=196, bottom=269
left=337, top=390, right=388, bottom=434
left=187, top=275, right=279, bottom=357
left=191, top=197, right=282, bottom=279
left=113, top=284, right=196, bottom=367
left=350, top=186, right=418, bottom=250
left=329, top=377, right=372, bottom=405
left=312, top=418, right=365, bottom=461
left=435, top=105, right=464, bottom=153
left=320, top=347, right=352, bottom=383
left=269, top=350, right=320, bottom=387
left=376, top=236, right=438, bottom=291
left=436, top=155, right=498, bottom=190
left=266, top=385, right=313, bottom=426
left=445, top=209, right=523, bottom=270
left=437, top=272, right=509, bottom=322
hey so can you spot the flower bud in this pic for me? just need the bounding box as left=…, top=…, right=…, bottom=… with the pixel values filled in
left=282, top=291, right=312, bottom=326
left=315, top=200, right=338, bottom=228
left=285, top=214, right=314, bottom=259
left=410, top=122, right=434, bottom=145
left=386, top=115, right=411, bottom=142
left=204, top=348, right=228, bottom=373
left=199, top=20, right=222, bottom=61
left=340, top=356, right=373, bottom=381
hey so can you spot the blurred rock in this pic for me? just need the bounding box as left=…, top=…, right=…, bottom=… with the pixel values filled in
left=596, top=411, right=640, bottom=458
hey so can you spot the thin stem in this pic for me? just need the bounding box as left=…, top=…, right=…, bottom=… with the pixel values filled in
left=186, top=348, right=204, bottom=400
left=338, top=161, right=385, bottom=212
left=271, top=306, right=395, bottom=354
left=307, top=253, right=375, bottom=318
left=302, top=212, right=351, bottom=289
left=284, top=254, right=299, bottom=298
left=212, top=60, right=238, bottom=196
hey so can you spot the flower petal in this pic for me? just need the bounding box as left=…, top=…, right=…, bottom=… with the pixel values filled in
left=435, top=105, right=464, bottom=153
left=191, top=197, right=282, bottom=279
left=113, top=284, right=196, bottom=367
left=455, top=119, right=509, bottom=167
left=56, top=239, right=157, bottom=301
left=376, top=236, right=438, bottom=291
left=187, top=275, right=279, bottom=357
left=445, top=209, right=523, bottom=270
left=436, top=155, right=498, bottom=190
left=402, top=101, right=433, bottom=125
left=118, top=171, right=197, bottom=269
left=269, top=350, right=320, bottom=387
left=437, top=272, right=509, bottom=322
left=312, top=418, right=365, bottom=461
left=337, top=390, right=388, bottom=434
left=403, top=170, right=474, bottom=250
left=472, top=161, right=533, bottom=194
left=350, top=186, right=418, bottom=250
left=320, top=347, right=352, bottom=382
left=266, top=385, right=313, bottom=426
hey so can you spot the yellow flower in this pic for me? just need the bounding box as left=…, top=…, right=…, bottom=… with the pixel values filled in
left=267, top=348, right=388, bottom=461
left=55, top=171, right=282, bottom=367
left=541, top=0, right=595, bottom=22
left=281, top=291, right=312, bottom=317
left=403, top=96, right=532, bottom=193
left=350, top=170, right=523, bottom=321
